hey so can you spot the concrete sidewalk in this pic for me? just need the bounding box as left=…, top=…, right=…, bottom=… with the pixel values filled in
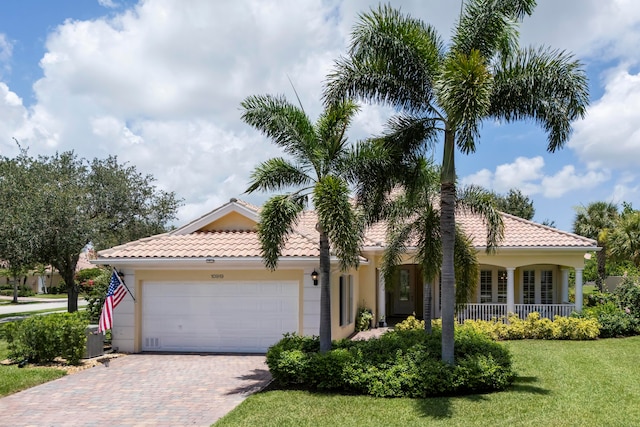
left=0, top=296, right=87, bottom=317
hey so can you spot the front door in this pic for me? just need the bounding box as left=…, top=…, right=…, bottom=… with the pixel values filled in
left=393, top=267, right=415, bottom=315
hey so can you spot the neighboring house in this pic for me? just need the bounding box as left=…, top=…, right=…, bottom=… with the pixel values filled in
left=1, top=251, right=95, bottom=294
left=94, top=198, right=598, bottom=354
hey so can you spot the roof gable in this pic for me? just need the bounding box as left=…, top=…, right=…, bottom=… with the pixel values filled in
left=172, top=198, right=260, bottom=235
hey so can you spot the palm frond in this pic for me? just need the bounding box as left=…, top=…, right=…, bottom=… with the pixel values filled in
left=457, top=184, right=504, bottom=251
left=246, top=158, right=313, bottom=194
left=316, top=99, right=360, bottom=174
left=240, top=94, right=317, bottom=161
left=324, top=4, right=443, bottom=114
left=313, top=175, right=364, bottom=271
left=257, top=195, right=305, bottom=270
left=436, top=50, right=493, bottom=154
left=452, top=0, right=535, bottom=60
left=454, top=228, right=479, bottom=304
left=490, top=46, right=589, bottom=152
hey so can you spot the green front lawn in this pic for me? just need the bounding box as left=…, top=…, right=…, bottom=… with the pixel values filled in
left=0, top=340, right=66, bottom=397
left=215, top=337, right=640, bottom=426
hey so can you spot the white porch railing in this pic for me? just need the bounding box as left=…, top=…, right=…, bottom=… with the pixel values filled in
left=456, top=303, right=576, bottom=323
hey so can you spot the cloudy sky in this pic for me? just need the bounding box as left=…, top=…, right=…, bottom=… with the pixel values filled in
left=0, top=0, right=638, bottom=232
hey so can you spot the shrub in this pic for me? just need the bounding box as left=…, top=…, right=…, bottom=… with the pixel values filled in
left=0, top=286, right=35, bottom=297
left=580, top=302, right=639, bottom=338
left=395, top=314, right=425, bottom=331
left=355, top=307, right=373, bottom=332
left=76, top=267, right=107, bottom=293
left=613, top=274, right=640, bottom=318
left=4, top=312, right=89, bottom=365
left=85, top=269, right=114, bottom=323
left=265, top=327, right=515, bottom=398
left=462, top=313, right=599, bottom=340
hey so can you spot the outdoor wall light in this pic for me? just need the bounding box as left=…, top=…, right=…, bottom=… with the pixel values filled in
left=311, top=270, right=319, bottom=286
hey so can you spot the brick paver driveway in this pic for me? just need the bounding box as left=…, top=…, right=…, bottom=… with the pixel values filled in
left=0, top=354, right=271, bottom=427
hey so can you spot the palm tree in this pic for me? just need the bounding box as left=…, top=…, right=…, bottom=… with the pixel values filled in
left=325, top=2, right=589, bottom=363
left=607, top=209, right=640, bottom=268
left=241, top=95, right=365, bottom=353
left=381, top=159, right=503, bottom=333
left=573, top=201, right=619, bottom=290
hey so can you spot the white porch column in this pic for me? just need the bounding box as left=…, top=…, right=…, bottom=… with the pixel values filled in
left=378, top=270, right=386, bottom=326
left=561, top=268, right=570, bottom=303
left=507, top=267, right=515, bottom=314
left=575, top=268, right=584, bottom=312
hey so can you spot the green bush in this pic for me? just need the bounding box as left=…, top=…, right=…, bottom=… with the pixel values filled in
left=85, top=269, right=113, bottom=323
left=462, top=312, right=600, bottom=340
left=579, top=302, right=639, bottom=338
left=395, top=314, right=426, bottom=331
left=4, top=312, right=89, bottom=365
left=355, top=307, right=373, bottom=332
left=76, top=267, right=107, bottom=293
left=0, top=286, right=35, bottom=297
left=265, top=327, right=515, bottom=398
left=613, top=275, right=640, bottom=317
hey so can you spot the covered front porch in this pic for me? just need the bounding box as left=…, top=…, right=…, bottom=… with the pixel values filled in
left=377, top=263, right=585, bottom=323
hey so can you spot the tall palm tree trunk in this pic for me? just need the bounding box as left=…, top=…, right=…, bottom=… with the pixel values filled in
left=423, top=281, right=432, bottom=334
left=596, top=245, right=606, bottom=292
left=440, top=130, right=456, bottom=364
left=319, top=229, right=332, bottom=353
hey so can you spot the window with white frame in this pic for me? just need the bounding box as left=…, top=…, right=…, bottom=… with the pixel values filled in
left=497, top=270, right=507, bottom=303
left=480, top=270, right=492, bottom=303
left=340, top=275, right=354, bottom=326
left=523, top=270, right=535, bottom=304
left=540, top=270, right=553, bottom=304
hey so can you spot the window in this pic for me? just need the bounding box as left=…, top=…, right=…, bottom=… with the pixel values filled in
left=398, top=269, right=410, bottom=301
left=340, top=275, right=354, bottom=326
left=497, top=270, right=507, bottom=303
left=480, top=270, right=492, bottom=303
left=541, top=270, right=553, bottom=304
left=523, top=270, right=535, bottom=304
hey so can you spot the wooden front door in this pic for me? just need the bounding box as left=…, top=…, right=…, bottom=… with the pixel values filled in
left=393, top=267, right=415, bottom=316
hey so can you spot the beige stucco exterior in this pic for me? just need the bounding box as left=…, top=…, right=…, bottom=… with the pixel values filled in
left=97, top=199, right=597, bottom=354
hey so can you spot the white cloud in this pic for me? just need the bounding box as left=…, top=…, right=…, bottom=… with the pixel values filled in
left=462, top=156, right=610, bottom=199
left=540, top=165, right=610, bottom=198
left=1, top=0, right=639, bottom=226
left=520, top=0, right=640, bottom=63
left=568, top=68, right=640, bottom=170
left=98, top=0, right=118, bottom=8
left=461, top=169, right=494, bottom=189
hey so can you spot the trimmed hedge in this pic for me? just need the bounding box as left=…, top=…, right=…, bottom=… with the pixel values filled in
left=462, top=312, right=600, bottom=340
left=266, top=328, right=515, bottom=398
left=4, top=312, right=89, bottom=365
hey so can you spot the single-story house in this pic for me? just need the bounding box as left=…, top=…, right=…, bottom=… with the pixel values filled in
left=94, top=198, right=598, bottom=354
left=1, top=251, right=97, bottom=294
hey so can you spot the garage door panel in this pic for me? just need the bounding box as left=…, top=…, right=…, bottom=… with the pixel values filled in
left=142, top=281, right=298, bottom=353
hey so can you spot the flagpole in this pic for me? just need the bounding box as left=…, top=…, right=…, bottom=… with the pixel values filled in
left=112, top=267, right=136, bottom=303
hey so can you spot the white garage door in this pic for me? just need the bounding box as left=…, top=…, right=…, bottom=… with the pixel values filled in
left=142, top=281, right=298, bottom=353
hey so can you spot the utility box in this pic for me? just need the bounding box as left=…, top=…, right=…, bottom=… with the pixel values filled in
left=84, top=325, right=104, bottom=359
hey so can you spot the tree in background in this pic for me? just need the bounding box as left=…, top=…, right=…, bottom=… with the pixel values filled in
left=0, top=149, right=181, bottom=311
left=242, top=95, right=365, bottom=353
left=573, top=201, right=619, bottom=291
left=608, top=205, right=640, bottom=267
left=492, top=188, right=534, bottom=220
left=0, top=149, right=41, bottom=302
left=326, top=1, right=588, bottom=363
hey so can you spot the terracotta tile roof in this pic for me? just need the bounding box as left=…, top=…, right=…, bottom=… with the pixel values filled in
left=98, top=229, right=319, bottom=259
left=362, top=211, right=597, bottom=248
left=98, top=199, right=596, bottom=260
left=457, top=211, right=596, bottom=248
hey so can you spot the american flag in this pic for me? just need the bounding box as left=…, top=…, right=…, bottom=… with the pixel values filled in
left=98, top=271, right=127, bottom=333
